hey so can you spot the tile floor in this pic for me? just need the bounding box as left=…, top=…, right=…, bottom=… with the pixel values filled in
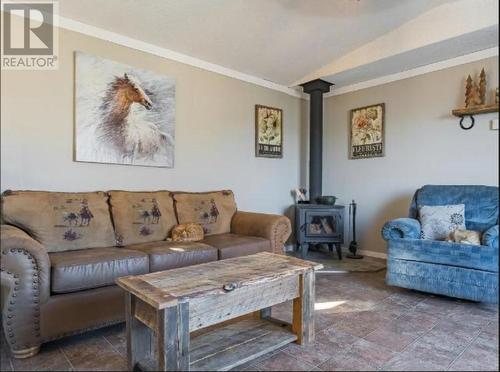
left=1, top=269, right=498, bottom=371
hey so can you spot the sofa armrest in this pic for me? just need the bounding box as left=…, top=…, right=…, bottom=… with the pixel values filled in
left=231, top=211, right=291, bottom=254
left=1, top=224, right=50, bottom=352
left=482, top=225, right=499, bottom=249
left=382, top=218, right=421, bottom=241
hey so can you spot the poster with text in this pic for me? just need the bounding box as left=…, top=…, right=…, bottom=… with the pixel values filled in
left=255, top=104, right=283, bottom=158
left=350, top=103, right=385, bottom=159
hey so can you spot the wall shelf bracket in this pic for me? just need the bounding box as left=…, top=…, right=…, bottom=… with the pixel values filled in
left=459, top=115, right=475, bottom=130
left=452, top=104, right=499, bottom=130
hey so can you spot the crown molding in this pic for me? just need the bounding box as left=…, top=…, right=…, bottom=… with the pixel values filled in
left=56, top=16, right=304, bottom=98
left=53, top=16, right=497, bottom=100
left=325, top=47, right=499, bottom=98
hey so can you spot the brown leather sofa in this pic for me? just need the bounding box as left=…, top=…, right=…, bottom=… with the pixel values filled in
left=0, top=190, right=291, bottom=358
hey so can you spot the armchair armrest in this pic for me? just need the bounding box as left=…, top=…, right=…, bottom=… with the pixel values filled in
left=382, top=218, right=421, bottom=241
left=231, top=211, right=291, bottom=254
left=1, top=224, right=50, bottom=353
left=482, top=225, right=499, bottom=248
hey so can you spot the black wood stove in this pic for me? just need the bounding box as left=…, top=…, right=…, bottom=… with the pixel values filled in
left=295, top=203, right=344, bottom=258
left=295, top=79, right=345, bottom=259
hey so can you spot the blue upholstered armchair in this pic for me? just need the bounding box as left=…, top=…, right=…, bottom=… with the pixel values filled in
left=382, top=185, right=499, bottom=303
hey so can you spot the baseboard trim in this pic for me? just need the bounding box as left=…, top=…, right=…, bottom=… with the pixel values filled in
left=357, top=249, right=387, bottom=260
left=285, top=244, right=387, bottom=260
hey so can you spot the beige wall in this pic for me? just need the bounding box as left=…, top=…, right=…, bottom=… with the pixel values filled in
left=2, top=24, right=498, bottom=253
left=0, top=27, right=303, bottom=216
left=323, top=56, right=499, bottom=255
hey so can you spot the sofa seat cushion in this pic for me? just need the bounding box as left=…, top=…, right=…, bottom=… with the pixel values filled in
left=50, top=247, right=149, bottom=294
left=388, top=238, right=498, bottom=272
left=125, top=241, right=218, bottom=272
left=201, top=233, right=272, bottom=259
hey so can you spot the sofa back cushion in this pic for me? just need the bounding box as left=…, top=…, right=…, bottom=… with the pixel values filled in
left=173, top=190, right=237, bottom=235
left=409, top=185, right=499, bottom=232
left=108, top=191, right=177, bottom=246
left=1, top=190, right=115, bottom=252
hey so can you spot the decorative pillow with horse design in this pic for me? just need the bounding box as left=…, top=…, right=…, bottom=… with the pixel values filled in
left=173, top=190, right=237, bottom=236
left=108, top=191, right=177, bottom=246
left=1, top=191, right=115, bottom=252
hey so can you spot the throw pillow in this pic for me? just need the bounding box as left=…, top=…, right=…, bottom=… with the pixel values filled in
left=419, top=204, right=466, bottom=240
left=108, top=191, right=177, bottom=246
left=1, top=190, right=116, bottom=252
left=173, top=190, right=237, bottom=235
left=171, top=223, right=204, bottom=242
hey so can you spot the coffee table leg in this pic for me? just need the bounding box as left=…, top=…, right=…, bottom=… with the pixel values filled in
left=260, top=307, right=272, bottom=319
left=292, top=270, right=315, bottom=345
left=126, top=293, right=154, bottom=371
left=252, top=306, right=272, bottom=320
left=156, top=302, right=190, bottom=371
left=301, top=243, right=309, bottom=258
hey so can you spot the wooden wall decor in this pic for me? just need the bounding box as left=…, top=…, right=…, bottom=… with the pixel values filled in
left=452, top=68, right=499, bottom=130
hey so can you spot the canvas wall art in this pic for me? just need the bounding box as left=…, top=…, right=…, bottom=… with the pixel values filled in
left=255, top=104, right=283, bottom=158
left=349, top=103, right=385, bottom=159
left=75, top=51, right=175, bottom=167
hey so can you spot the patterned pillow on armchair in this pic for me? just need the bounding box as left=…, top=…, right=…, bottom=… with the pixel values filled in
left=419, top=204, right=466, bottom=240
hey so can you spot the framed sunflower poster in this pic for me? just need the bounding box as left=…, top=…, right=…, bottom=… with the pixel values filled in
left=349, top=103, right=385, bottom=159
left=255, top=104, right=283, bottom=158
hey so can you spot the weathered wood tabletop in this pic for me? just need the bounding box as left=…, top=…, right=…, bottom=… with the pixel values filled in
left=116, top=252, right=323, bottom=371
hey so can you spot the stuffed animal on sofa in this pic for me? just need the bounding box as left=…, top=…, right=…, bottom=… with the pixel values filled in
left=171, top=223, right=204, bottom=242
left=447, top=229, right=482, bottom=245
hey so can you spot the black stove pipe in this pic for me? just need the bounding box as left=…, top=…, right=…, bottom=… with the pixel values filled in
left=300, top=79, right=333, bottom=202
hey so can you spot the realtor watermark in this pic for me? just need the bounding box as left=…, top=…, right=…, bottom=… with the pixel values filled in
left=1, top=1, right=59, bottom=69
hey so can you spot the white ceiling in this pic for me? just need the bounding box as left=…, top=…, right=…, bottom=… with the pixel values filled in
left=58, top=0, right=498, bottom=90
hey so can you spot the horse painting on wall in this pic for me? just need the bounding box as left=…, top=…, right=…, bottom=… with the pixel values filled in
left=75, top=52, right=175, bottom=167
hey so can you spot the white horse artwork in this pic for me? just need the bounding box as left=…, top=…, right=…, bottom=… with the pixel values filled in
left=75, top=52, right=175, bottom=167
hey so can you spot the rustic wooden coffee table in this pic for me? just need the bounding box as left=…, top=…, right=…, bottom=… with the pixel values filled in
left=116, top=252, right=322, bottom=371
